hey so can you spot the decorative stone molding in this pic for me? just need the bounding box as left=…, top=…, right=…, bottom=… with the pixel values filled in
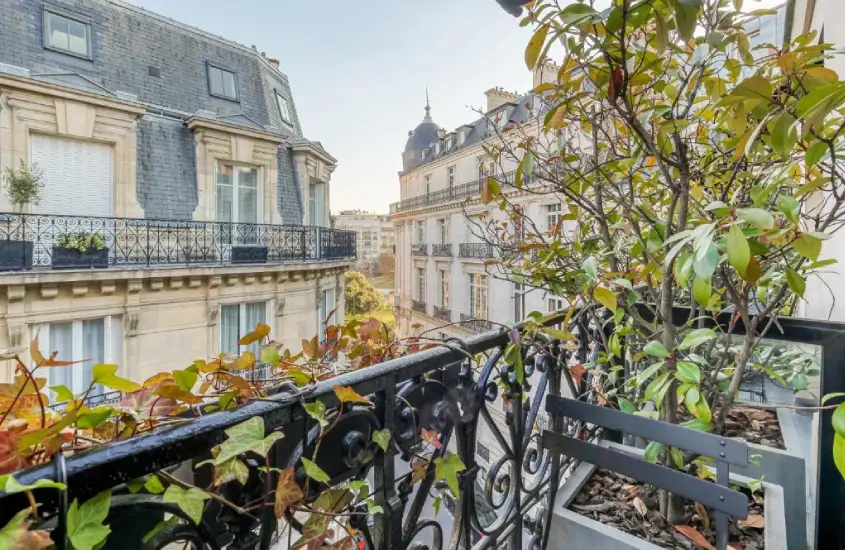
left=7, top=323, right=24, bottom=350
left=208, top=276, right=222, bottom=288
left=124, top=312, right=140, bottom=338
left=7, top=286, right=25, bottom=302
left=225, top=275, right=239, bottom=286
left=243, top=274, right=256, bottom=285
left=260, top=273, right=272, bottom=283
left=276, top=273, right=290, bottom=283
left=128, top=279, right=143, bottom=293
left=207, top=304, right=220, bottom=326
left=71, top=283, right=88, bottom=297
left=276, top=297, right=286, bottom=316
left=100, top=281, right=116, bottom=295
left=149, top=279, right=164, bottom=291
left=188, top=277, right=203, bottom=288
left=169, top=278, right=183, bottom=290
left=40, top=284, right=58, bottom=299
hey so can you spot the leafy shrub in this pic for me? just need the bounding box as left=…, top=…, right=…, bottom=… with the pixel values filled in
left=2, top=160, right=43, bottom=212
left=56, top=232, right=107, bottom=253
left=344, top=271, right=386, bottom=314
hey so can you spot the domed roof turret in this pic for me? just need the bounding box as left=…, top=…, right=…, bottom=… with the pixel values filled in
left=402, top=94, right=440, bottom=173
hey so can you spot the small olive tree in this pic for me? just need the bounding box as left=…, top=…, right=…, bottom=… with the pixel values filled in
left=2, top=160, right=43, bottom=213
left=478, top=0, right=845, bottom=522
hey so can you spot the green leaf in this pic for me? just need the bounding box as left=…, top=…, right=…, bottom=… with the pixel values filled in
left=726, top=225, right=751, bottom=275
left=301, top=457, right=331, bottom=484
left=76, top=407, right=114, bottom=430
left=522, top=151, right=535, bottom=179
left=685, top=387, right=701, bottom=408
left=372, top=429, right=391, bottom=452
left=794, top=81, right=845, bottom=130
left=676, top=361, right=702, bottom=384
left=692, top=276, right=711, bottom=307
left=142, top=517, right=180, bottom=544
left=822, top=392, right=845, bottom=405
left=693, top=397, right=712, bottom=423
left=680, top=418, right=713, bottom=432
left=835, top=433, right=845, bottom=481
left=560, top=2, right=598, bottom=24
left=617, top=397, right=635, bottom=414
left=162, top=485, right=209, bottom=525
left=92, top=364, right=141, bottom=393
left=770, top=112, right=798, bottom=158
left=0, top=510, right=30, bottom=549
left=50, top=384, right=75, bottom=402
left=260, top=344, right=281, bottom=366
left=0, top=475, right=67, bottom=494
left=503, top=342, right=525, bottom=384
left=645, top=372, right=670, bottom=403
left=805, top=141, right=828, bottom=166
left=670, top=0, right=700, bottom=41
left=524, top=23, right=550, bottom=70
left=67, top=490, right=112, bottom=550
left=434, top=454, right=466, bottom=497
left=593, top=287, right=617, bottom=312
left=173, top=369, right=198, bottom=392
left=675, top=252, right=694, bottom=287
left=612, top=278, right=633, bottom=290
left=644, top=341, right=670, bottom=358
left=729, top=76, right=773, bottom=105
left=303, top=401, right=328, bottom=427
left=678, top=329, right=718, bottom=350
left=778, top=196, right=800, bottom=225
left=583, top=256, right=598, bottom=283
left=481, top=177, right=501, bottom=204
left=785, top=268, right=806, bottom=297
left=670, top=447, right=685, bottom=469
left=643, top=441, right=663, bottom=463
left=433, top=496, right=442, bottom=516
left=737, top=208, right=775, bottom=230
left=214, top=417, right=284, bottom=464
left=144, top=475, right=165, bottom=494
left=693, top=243, right=718, bottom=278
left=833, top=403, right=845, bottom=437
left=794, top=233, right=822, bottom=261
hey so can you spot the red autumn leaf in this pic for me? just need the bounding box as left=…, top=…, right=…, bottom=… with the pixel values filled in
left=274, top=466, right=304, bottom=518
left=0, top=429, right=26, bottom=474
left=118, top=387, right=178, bottom=416
left=674, top=525, right=716, bottom=550
left=570, top=364, right=587, bottom=386
left=421, top=428, right=443, bottom=449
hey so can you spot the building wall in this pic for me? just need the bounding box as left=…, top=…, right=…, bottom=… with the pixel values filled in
left=136, top=114, right=197, bottom=219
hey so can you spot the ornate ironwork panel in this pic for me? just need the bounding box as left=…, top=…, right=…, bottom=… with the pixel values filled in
left=433, top=305, right=452, bottom=322
left=431, top=244, right=452, bottom=257
left=411, top=299, right=427, bottom=314
left=411, top=243, right=428, bottom=256
left=459, top=313, right=492, bottom=333
left=458, top=243, right=495, bottom=259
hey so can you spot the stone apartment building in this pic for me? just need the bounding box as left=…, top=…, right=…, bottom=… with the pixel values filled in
left=0, top=0, right=354, bottom=391
left=332, top=210, right=394, bottom=272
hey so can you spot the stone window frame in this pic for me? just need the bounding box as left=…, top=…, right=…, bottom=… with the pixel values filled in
left=42, top=6, right=93, bottom=61
left=206, top=62, right=240, bottom=102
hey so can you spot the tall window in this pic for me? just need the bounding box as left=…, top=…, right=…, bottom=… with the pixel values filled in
left=437, top=218, right=449, bottom=244
left=276, top=92, right=292, bottom=124
left=319, top=288, right=336, bottom=342
left=513, top=282, right=526, bottom=323
left=447, top=166, right=456, bottom=188
left=221, top=302, right=267, bottom=359
left=469, top=274, right=488, bottom=320
left=416, top=267, right=426, bottom=301
left=41, top=317, right=119, bottom=398
left=438, top=269, right=450, bottom=308
left=207, top=64, right=238, bottom=101
left=309, top=181, right=326, bottom=226
left=477, top=156, right=491, bottom=179
left=44, top=10, right=91, bottom=58
left=544, top=203, right=563, bottom=232
left=547, top=297, right=565, bottom=314
left=416, top=221, right=425, bottom=243
left=217, top=164, right=259, bottom=224
left=425, top=174, right=431, bottom=195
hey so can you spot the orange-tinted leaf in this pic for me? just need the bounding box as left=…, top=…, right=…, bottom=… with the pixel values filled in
left=570, top=364, right=587, bottom=386
left=238, top=322, right=271, bottom=346
left=695, top=502, right=710, bottom=529
left=274, top=466, right=304, bottom=518
left=118, top=388, right=178, bottom=416
left=421, top=428, right=443, bottom=449
left=154, top=383, right=203, bottom=405
left=143, top=373, right=174, bottom=388
left=674, top=525, right=716, bottom=550
left=0, top=430, right=25, bottom=474
left=334, top=386, right=371, bottom=406
left=410, top=462, right=428, bottom=484
left=223, top=374, right=253, bottom=399
left=326, top=537, right=356, bottom=550
left=302, top=337, right=318, bottom=360
left=357, top=319, right=380, bottom=340
left=738, top=514, right=764, bottom=529
left=16, top=529, right=53, bottom=550
left=29, top=333, right=45, bottom=365
left=40, top=352, right=85, bottom=367
left=234, top=352, right=256, bottom=372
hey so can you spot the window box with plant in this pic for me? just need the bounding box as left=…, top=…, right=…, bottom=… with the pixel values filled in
left=0, top=160, right=43, bottom=271
left=51, top=232, right=109, bottom=269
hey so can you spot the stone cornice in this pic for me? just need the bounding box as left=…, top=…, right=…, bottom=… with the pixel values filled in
left=186, top=116, right=286, bottom=144
left=0, top=73, right=147, bottom=116
left=290, top=139, right=337, bottom=167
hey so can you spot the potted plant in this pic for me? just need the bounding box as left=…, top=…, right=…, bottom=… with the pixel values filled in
left=476, top=0, right=845, bottom=547
left=0, top=160, right=43, bottom=271
left=52, top=232, right=109, bottom=269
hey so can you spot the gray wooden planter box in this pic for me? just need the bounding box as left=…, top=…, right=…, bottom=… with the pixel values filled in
left=546, top=442, right=787, bottom=550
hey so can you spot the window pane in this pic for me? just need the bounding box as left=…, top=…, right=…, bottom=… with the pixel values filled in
left=244, top=302, right=266, bottom=358
left=277, top=94, right=291, bottom=122
left=67, top=20, right=87, bottom=55
left=209, top=67, right=223, bottom=96
left=216, top=165, right=233, bottom=222
left=82, top=319, right=104, bottom=396
left=47, top=13, right=69, bottom=50
left=222, top=71, right=236, bottom=99
left=220, top=305, right=239, bottom=356
left=48, top=322, right=73, bottom=394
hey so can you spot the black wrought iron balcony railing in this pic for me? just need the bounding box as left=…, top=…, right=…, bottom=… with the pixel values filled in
left=390, top=170, right=533, bottom=214
left=433, top=305, right=452, bottom=322
left=411, top=299, right=427, bottom=314
left=459, top=242, right=495, bottom=259
left=3, top=304, right=845, bottom=548
left=0, top=213, right=356, bottom=272
left=431, top=243, right=452, bottom=257
left=460, top=312, right=493, bottom=332
left=411, top=243, right=428, bottom=256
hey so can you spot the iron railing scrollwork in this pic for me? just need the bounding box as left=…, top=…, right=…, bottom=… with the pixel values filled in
left=411, top=243, right=428, bottom=256
left=433, top=305, right=452, bottom=322
left=431, top=244, right=452, bottom=257
left=459, top=243, right=495, bottom=259
left=0, top=213, right=356, bottom=271
left=460, top=312, right=492, bottom=333
left=411, top=299, right=427, bottom=314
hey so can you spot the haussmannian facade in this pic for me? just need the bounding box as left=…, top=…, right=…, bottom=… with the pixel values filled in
left=0, top=0, right=354, bottom=391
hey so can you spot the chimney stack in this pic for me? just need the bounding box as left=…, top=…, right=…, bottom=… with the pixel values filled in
left=533, top=60, right=560, bottom=90
left=266, top=58, right=280, bottom=70
left=484, top=86, right=519, bottom=112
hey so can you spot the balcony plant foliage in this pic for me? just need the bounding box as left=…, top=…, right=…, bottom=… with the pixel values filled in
left=0, top=317, right=447, bottom=548
left=55, top=232, right=107, bottom=253
left=476, top=0, right=845, bottom=526
left=2, top=160, right=43, bottom=213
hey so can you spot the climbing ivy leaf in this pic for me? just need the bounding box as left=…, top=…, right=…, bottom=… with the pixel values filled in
left=434, top=454, right=466, bottom=497
left=274, top=466, right=304, bottom=518
left=162, top=485, right=209, bottom=525
left=214, top=417, right=283, bottom=464
left=301, top=457, right=331, bottom=484
left=303, top=401, right=328, bottom=427
left=372, top=429, right=391, bottom=452
left=92, top=364, right=141, bottom=393
left=334, top=386, right=372, bottom=406
left=67, top=490, right=112, bottom=550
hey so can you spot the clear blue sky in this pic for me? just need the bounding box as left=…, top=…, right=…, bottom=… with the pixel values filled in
left=132, top=0, right=537, bottom=215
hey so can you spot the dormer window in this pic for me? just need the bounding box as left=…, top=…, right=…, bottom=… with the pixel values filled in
left=445, top=136, right=453, bottom=150
left=457, top=131, right=466, bottom=146
left=435, top=142, right=441, bottom=155
left=494, top=109, right=508, bottom=129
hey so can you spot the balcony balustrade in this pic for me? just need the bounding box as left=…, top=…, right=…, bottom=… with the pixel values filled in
left=433, top=305, right=452, bottom=321
left=0, top=213, right=356, bottom=272
left=411, top=299, right=427, bottom=314
left=459, top=312, right=493, bottom=332
left=390, top=170, right=529, bottom=214
left=411, top=243, right=428, bottom=256
left=431, top=243, right=452, bottom=257
left=459, top=242, right=495, bottom=259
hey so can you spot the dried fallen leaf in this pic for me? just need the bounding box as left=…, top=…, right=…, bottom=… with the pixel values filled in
left=674, top=524, right=716, bottom=550
left=695, top=502, right=710, bottom=529
left=570, top=364, right=587, bottom=386
left=632, top=496, right=648, bottom=517
left=622, top=484, right=638, bottom=500
left=738, top=514, right=764, bottom=529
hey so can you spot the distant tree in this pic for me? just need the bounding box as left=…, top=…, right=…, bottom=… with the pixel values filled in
left=377, top=253, right=395, bottom=275
left=344, top=271, right=386, bottom=315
